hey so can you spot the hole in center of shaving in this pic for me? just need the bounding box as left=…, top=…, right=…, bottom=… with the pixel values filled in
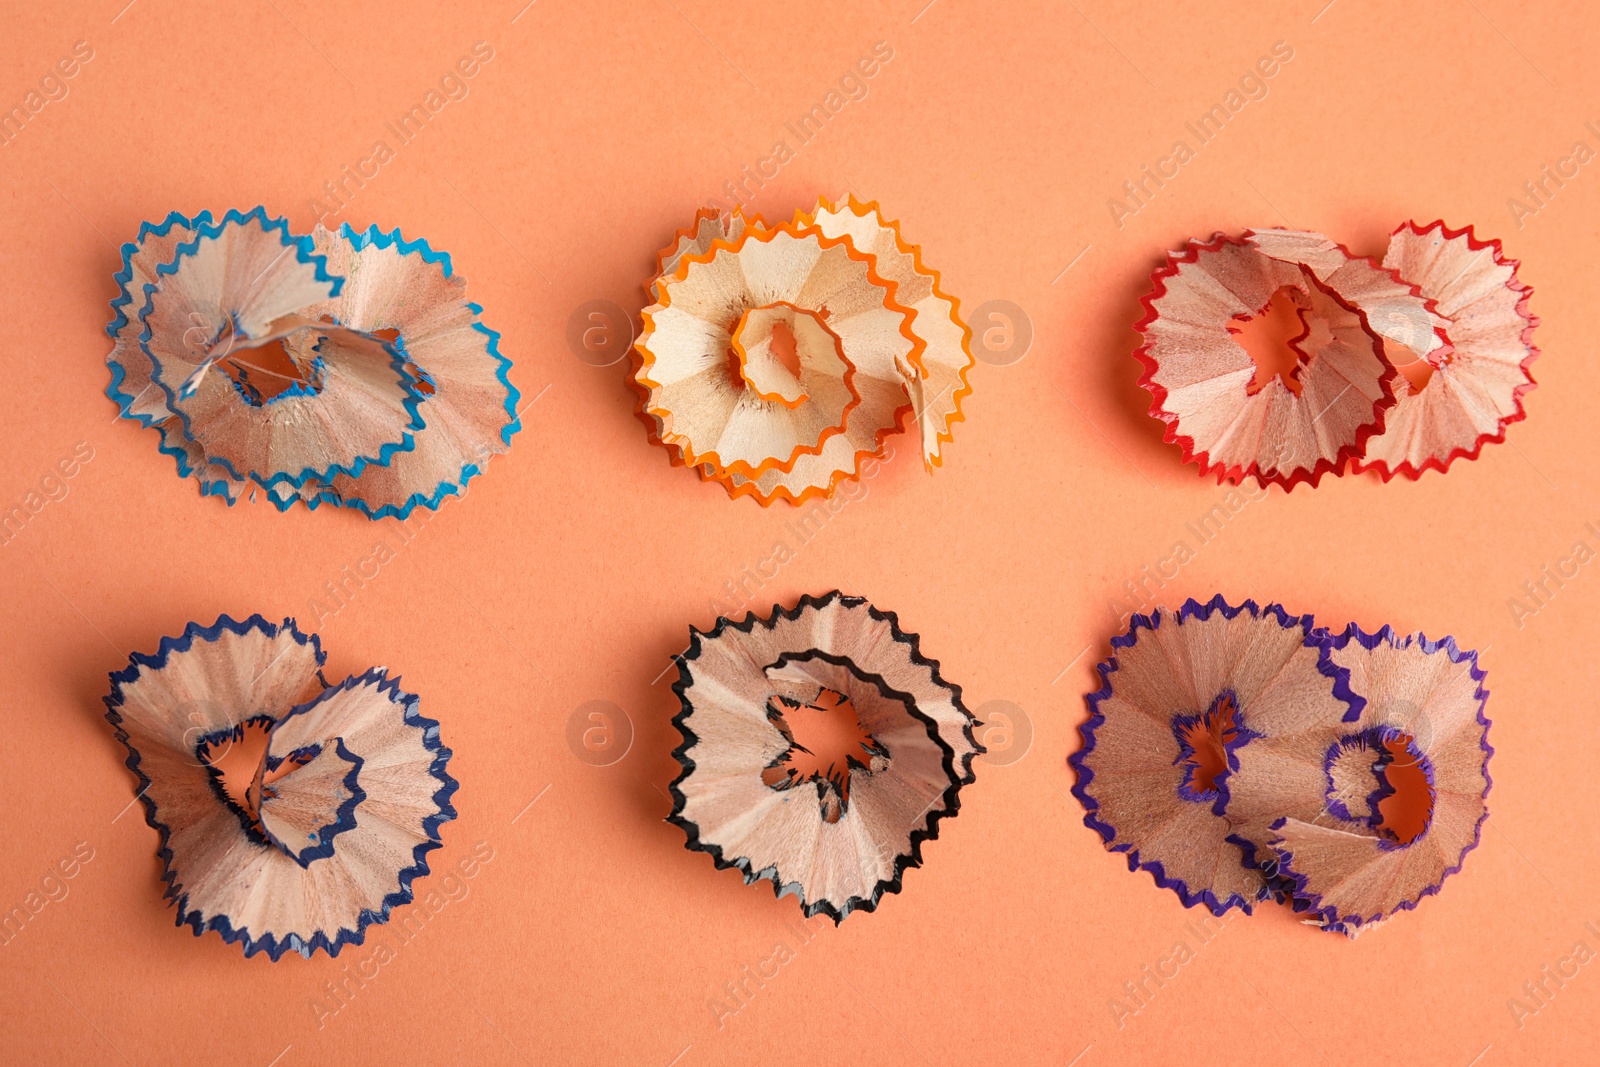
left=731, top=304, right=842, bottom=407
left=1384, top=340, right=1438, bottom=395
left=366, top=327, right=436, bottom=397
left=196, top=716, right=275, bottom=830
left=1232, top=286, right=1310, bottom=398
left=196, top=717, right=320, bottom=844
left=1325, top=728, right=1435, bottom=845
left=1173, top=692, right=1242, bottom=802
left=767, top=319, right=803, bottom=379
left=762, top=686, right=887, bottom=824
left=216, top=330, right=327, bottom=406
left=1374, top=731, right=1434, bottom=846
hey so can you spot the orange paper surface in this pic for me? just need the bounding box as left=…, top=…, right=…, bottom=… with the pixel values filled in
left=1, top=1, right=1596, bottom=1064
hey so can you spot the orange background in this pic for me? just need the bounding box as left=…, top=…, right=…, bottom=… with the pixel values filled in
left=1, top=1, right=1596, bottom=1064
